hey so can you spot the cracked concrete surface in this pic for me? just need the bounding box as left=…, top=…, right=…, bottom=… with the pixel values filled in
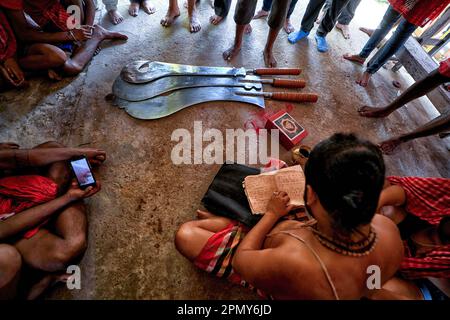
left=0, top=0, right=448, bottom=299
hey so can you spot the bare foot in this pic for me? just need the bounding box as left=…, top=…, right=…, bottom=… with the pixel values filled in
left=161, top=6, right=180, bottom=27
left=358, top=106, right=392, bottom=118
left=343, top=53, right=365, bottom=65
left=210, top=14, right=224, bottom=25
left=356, top=71, right=371, bottom=87
left=379, top=138, right=403, bottom=155
left=142, top=1, right=156, bottom=14
left=189, top=13, right=201, bottom=33
left=27, top=273, right=70, bottom=300
left=253, top=9, right=269, bottom=19
left=129, top=2, right=140, bottom=17
left=48, top=69, right=63, bottom=81
left=107, top=9, right=124, bottom=25
left=359, top=27, right=374, bottom=37
left=336, top=23, right=350, bottom=39
left=223, top=44, right=241, bottom=61
left=93, top=25, right=128, bottom=41
left=245, top=24, right=252, bottom=34
left=283, top=18, right=295, bottom=34
left=263, top=48, right=277, bottom=67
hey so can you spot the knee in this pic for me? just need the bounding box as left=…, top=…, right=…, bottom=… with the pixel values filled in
left=0, top=245, right=22, bottom=287
left=44, top=46, right=68, bottom=68
left=174, top=221, right=197, bottom=254
left=53, top=234, right=87, bottom=268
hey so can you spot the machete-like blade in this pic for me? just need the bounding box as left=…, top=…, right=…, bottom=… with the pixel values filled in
left=121, top=61, right=247, bottom=84
left=112, top=75, right=263, bottom=102
left=112, top=87, right=265, bottom=120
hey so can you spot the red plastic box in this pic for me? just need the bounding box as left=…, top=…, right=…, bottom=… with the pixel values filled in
left=265, top=110, right=308, bottom=150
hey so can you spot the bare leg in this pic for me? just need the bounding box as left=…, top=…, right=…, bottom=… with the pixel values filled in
left=14, top=201, right=88, bottom=273
left=62, top=25, right=128, bottom=76
left=188, top=0, right=201, bottom=33
left=161, top=0, right=180, bottom=27
left=18, top=44, right=68, bottom=80
left=0, top=244, right=22, bottom=300
left=32, top=141, right=71, bottom=194
left=223, top=24, right=246, bottom=61
left=379, top=112, right=450, bottom=154
left=141, top=0, right=156, bottom=14
left=0, top=142, right=20, bottom=149
left=264, top=27, right=280, bottom=68
left=175, top=217, right=233, bottom=261
left=359, top=69, right=448, bottom=118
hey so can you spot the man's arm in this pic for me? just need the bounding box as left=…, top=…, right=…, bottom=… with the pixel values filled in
left=377, top=185, right=406, bottom=210
left=0, top=147, right=106, bottom=170
left=6, top=10, right=71, bottom=44
left=84, top=0, right=96, bottom=26
left=0, top=182, right=101, bottom=240
left=232, top=192, right=295, bottom=293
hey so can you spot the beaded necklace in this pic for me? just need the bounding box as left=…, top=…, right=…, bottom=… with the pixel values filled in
left=311, top=225, right=378, bottom=257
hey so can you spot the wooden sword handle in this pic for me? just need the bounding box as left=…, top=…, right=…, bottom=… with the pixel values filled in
left=272, top=79, right=306, bottom=88
left=254, top=68, right=301, bottom=76
left=270, top=92, right=318, bottom=103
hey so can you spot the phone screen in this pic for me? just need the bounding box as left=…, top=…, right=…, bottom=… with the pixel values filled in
left=71, top=158, right=95, bottom=187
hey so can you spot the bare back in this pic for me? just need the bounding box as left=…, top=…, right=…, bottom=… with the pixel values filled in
left=261, top=214, right=404, bottom=299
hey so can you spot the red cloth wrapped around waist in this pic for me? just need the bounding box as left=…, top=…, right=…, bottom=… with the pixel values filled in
left=387, top=176, right=450, bottom=279
left=23, top=0, right=70, bottom=31
left=0, top=175, right=58, bottom=238
left=0, top=10, right=17, bottom=62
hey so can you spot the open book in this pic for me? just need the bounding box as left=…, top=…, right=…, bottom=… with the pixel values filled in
left=243, top=165, right=306, bottom=215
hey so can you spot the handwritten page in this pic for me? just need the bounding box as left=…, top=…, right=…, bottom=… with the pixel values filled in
left=244, top=166, right=305, bottom=214
left=274, top=170, right=305, bottom=206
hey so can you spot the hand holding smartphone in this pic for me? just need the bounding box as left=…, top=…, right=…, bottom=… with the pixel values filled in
left=69, top=156, right=97, bottom=190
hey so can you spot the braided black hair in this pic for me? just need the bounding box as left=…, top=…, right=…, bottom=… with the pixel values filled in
left=304, top=133, right=385, bottom=234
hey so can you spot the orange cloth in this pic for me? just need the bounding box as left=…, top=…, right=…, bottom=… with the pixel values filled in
left=0, top=175, right=58, bottom=238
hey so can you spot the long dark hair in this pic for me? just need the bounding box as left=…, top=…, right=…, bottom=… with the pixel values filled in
left=304, top=133, right=385, bottom=234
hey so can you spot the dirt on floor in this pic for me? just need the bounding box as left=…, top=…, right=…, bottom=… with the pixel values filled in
left=0, top=0, right=448, bottom=299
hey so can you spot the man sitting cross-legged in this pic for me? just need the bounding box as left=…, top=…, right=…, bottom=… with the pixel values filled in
left=175, top=133, right=404, bottom=299
left=4, top=0, right=127, bottom=80
left=0, top=141, right=104, bottom=300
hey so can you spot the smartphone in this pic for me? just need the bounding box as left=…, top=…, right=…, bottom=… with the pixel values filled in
left=69, top=156, right=96, bottom=189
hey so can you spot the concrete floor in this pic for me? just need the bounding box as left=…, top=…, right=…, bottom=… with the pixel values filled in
left=0, top=0, right=449, bottom=299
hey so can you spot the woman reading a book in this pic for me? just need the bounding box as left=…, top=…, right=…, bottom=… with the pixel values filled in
left=175, top=133, right=405, bottom=299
